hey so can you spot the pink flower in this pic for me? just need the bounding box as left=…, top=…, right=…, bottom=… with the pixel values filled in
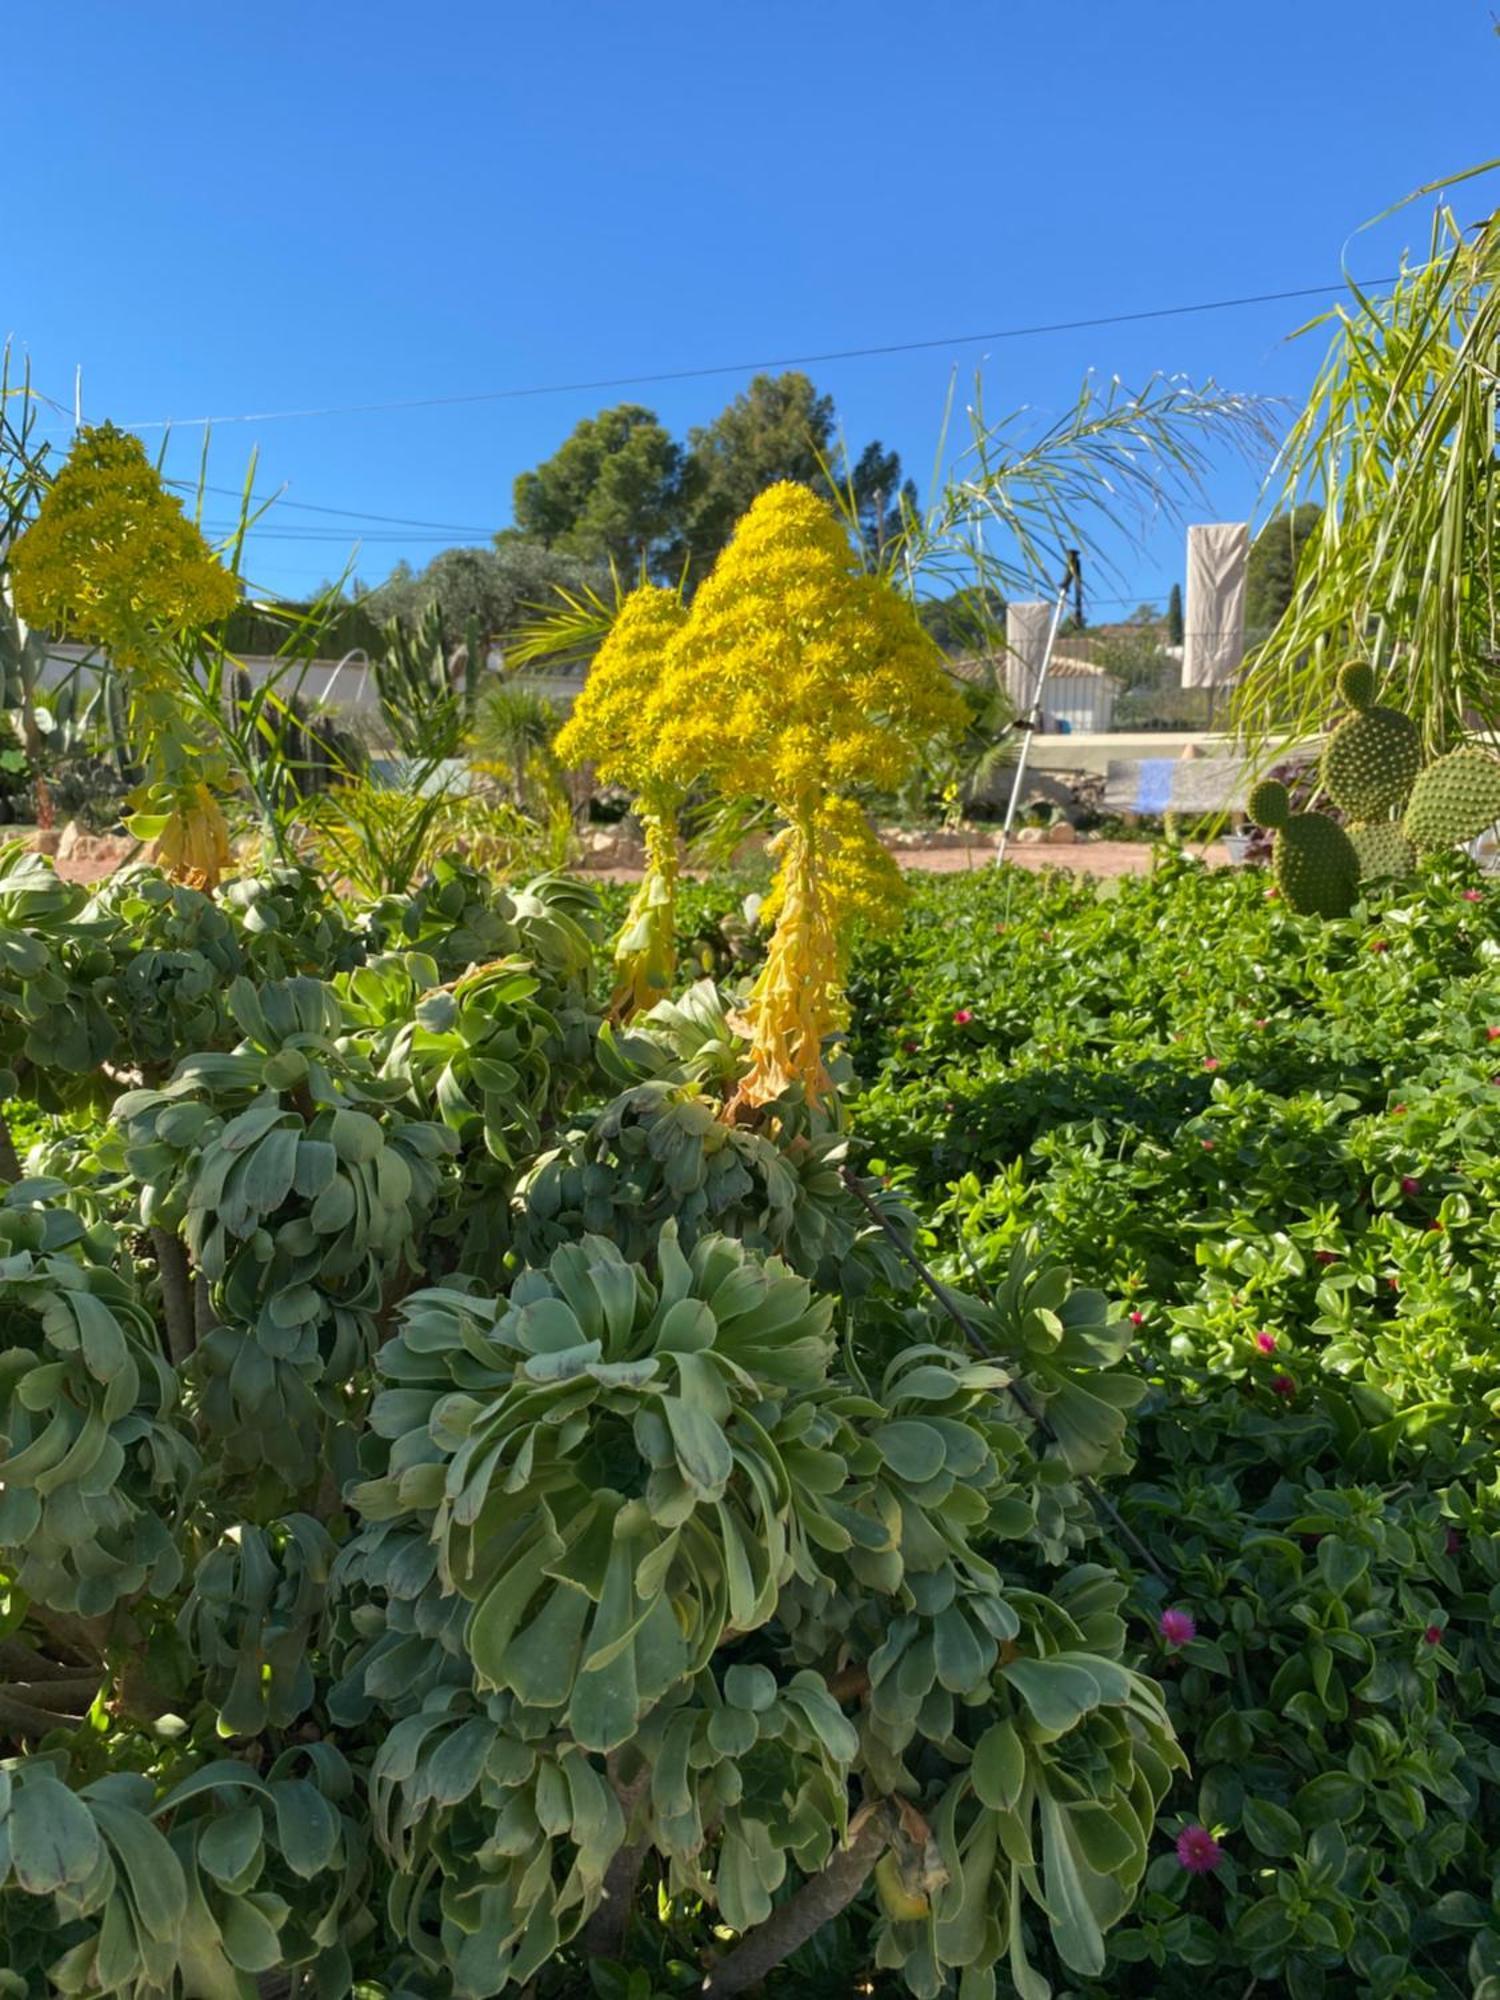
left=1488, top=1026, right=1500, bottom=1043
left=1201, top=1139, right=1216, bottom=1151
left=1253, top=1017, right=1268, bottom=1029
left=1423, top=1623, right=1443, bottom=1645
left=1255, top=1330, right=1277, bottom=1354
left=1464, top=889, right=1484, bottom=903
left=1446, top=1528, right=1463, bottom=1555
left=1159, top=1607, right=1196, bottom=1648
left=1202, top=1056, right=1220, bottom=1071
left=1392, top=1103, right=1408, bottom=1115
left=1401, top=1176, right=1421, bottom=1198
left=1370, top=938, right=1390, bottom=953
left=1314, top=1249, right=1338, bottom=1266
left=1176, top=1825, right=1224, bottom=1874
left=902, top=1040, right=919, bottom=1054
left=994, top=922, right=1007, bottom=934
left=1129, top=1310, right=1145, bottom=1326
left=1272, top=1373, right=1296, bottom=1399
left=952, top=1008, right=973, bottom=1026
left=1266, top=887, right=1280, bottom=901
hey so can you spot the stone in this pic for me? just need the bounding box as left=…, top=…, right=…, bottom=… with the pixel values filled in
left=1044, top=823, right=1079, bottom=844
left=56, top=821, right=85, bottom=861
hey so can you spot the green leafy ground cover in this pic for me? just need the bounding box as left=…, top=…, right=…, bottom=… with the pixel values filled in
left=844, top=853, right=1500, bottom=1998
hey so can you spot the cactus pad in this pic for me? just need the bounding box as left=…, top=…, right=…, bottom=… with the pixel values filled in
left=1403, top=746, right=1500, bottom=851
left=1337, top=660, right=1376, bottom=710
left=1247, top=779, right=1291, bottom=830
left=1348, top=821, right=1417, bottom=881
left=1271, top=810, right=1360, bottom=917
left=1321, top=676, right=1421, bottom=820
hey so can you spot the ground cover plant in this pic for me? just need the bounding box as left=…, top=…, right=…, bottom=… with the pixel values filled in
left=847, top=849, right=1500, bottom=1998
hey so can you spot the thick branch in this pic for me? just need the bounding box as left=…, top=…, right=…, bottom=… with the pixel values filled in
left=700, top=1810, right=890, bottom=1996
left=582, top=1761, right=655, bottom=1960
left=150, top=1228, right=195, bottom=1367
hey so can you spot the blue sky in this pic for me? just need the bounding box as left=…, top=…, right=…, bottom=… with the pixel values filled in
left=11, top=1, right=1500, bottom=612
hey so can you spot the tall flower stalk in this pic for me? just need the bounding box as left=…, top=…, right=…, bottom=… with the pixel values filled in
left=554, top=583, right=688, bottom=1018
left=656, top=482, right=962, bottom=1113
left=9, top=423, right=240, bottom=887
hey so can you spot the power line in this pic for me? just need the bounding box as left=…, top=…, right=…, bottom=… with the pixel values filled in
left=120, top=275, right=1392, bottom=433
left=165, top=478, right=494, bottom=537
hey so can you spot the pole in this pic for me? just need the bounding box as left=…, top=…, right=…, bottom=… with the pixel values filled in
left=994, top=550, right=1081, bottom=869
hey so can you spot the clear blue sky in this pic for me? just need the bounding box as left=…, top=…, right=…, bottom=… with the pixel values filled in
left=11, top=0, right=1500, bottom=611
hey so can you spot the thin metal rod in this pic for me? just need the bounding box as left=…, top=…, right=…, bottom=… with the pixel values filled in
left=839, top=1167, right=1172, bottom=1586
left=994, top=556, right=1078, bottom=869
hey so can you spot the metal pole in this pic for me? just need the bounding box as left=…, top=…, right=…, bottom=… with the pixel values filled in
left=994, top=551, right=1081, bottom=869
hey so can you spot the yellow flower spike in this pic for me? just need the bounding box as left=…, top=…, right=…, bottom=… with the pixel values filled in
left=10, top=424, right=239, bottom=668
left=556, top=585, right=689, bottom=1019
left=658, top=483, right=962, bottom=1114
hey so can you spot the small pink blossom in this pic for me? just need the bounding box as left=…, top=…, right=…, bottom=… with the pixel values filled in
left=1159, top=1607, right=1196, bottom=1648
left=1464, top=889, right=1484, bottom=903
left=1272, top=1373, right=1296, bottom=1399
left=1202, top=1056, right=1220, bottom=1071
left=1401, top=1176, right=1422, bottom=1198
left=1392, top=1103, right=1408, bottom=1115
left=1255, top=1330, right=1277, bottom=1354
left=952, top=1008, right=974, bottom=1026
left=1201, top=1139, right=1216, bottom=1151
left=1423, top=1623, right=1443, bottom=1646
left=1129, top=1310, right=1145, bottom=1326
left=1253, top=1017, right=1268, bottom=1029
left=902, top=1040, right=919, bottom=1054
left=1370, top=938, right=1390, bottom=953
left=1314, top=1249, right=1338, bottom=1266
left=1176, top=1825, right=1224, bottom=1874
left=1446, top=1528, right=1463, bottom=1555
left=1488, top=1026, right=1500, bottom=1043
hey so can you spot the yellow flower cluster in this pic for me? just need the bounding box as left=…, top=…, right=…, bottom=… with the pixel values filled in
left=652, top=482, right=963, bottom=814
left=151, top=782, right=233, bottom=893
left=649, top=483, right=959, bottom=1112
left=10, top=425, right=239, bottom=674
left=556, top=584, right=688, bottom=1020
left=555, top=584, right=686, bottom=794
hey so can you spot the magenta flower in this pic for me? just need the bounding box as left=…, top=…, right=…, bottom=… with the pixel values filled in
left=1446, top=1528, right=1463, bottom=1555
left=952, top=1008, right=973, bottom=1026
left=1272, top=1373, right=1296, bottom=1399
left=1129, top=1309, right=1145, bottom=1327
left=1202, top=1056, right=1220, bottom=1071
left=902, top=1039, right=919, bottom=1054
left=1255, top=1330, right=1277, bottom=1354
left=1253, top=1016, right=1268, bottom=1028
left=1176, top=1825, right=1224, bottom=1874
left=1488, top=1026, right=1500, bottom=1043
left=1464, top=889, right=1484, bottom=902
left=1201, top=1138, right=1216, bottom=1151
left=1159, top=1607, right=1196, bottom=1648
left=1423, top=1623, right=1443, bottom=1646
left=1401, top=1175, right=1422, bottom=1198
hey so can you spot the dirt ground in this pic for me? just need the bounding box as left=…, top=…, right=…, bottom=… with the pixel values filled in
left=577, top=840, right=1233, bottom=884
left=36, top=833, right=1233, bottom=888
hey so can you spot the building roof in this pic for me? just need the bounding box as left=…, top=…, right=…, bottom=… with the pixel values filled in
left=947, top=652, right=1121, bottom=689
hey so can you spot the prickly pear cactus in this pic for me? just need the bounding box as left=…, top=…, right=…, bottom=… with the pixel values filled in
left=1248, top=779, right=1360, bottom=917
left=1321, top=661, right=1422, bottom=819
left=1403, top=745, right=1500, bottom=852
left=1347, top=821, right=1418, bottom=881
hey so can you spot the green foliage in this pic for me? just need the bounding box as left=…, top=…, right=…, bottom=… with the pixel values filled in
left=360, top=540, right=601, bottom=648
left=513, top=405, right=687, bottom=571
left=848, top=851, right=1500, bottom=1995
left=1246, top=785, right=1359, bottom=917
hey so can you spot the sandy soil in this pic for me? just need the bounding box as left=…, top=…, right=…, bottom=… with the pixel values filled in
left=37, top=834, right=1233, bottom=887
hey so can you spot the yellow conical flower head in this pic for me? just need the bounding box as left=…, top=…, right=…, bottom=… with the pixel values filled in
left=655, top=482, right=964, bottom=812
left=555, top=583, right=687, bottom=794
left=153, top=784, right=232, bottom=891
left=10, top=424, right=239, bottom=671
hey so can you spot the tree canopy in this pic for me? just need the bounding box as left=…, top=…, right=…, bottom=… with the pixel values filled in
left=511, top=403, right=685, bottom=569
left=360, top=540, right=602, bottom=648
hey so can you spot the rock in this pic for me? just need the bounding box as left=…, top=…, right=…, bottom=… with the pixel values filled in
left=1015, top=826, right=1047, bottom=845
left=32, top=827, right=61, bottom=857
left=56, top=821, right=85, bottom=861
left=1044, top=823, right=1079, bottom=845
